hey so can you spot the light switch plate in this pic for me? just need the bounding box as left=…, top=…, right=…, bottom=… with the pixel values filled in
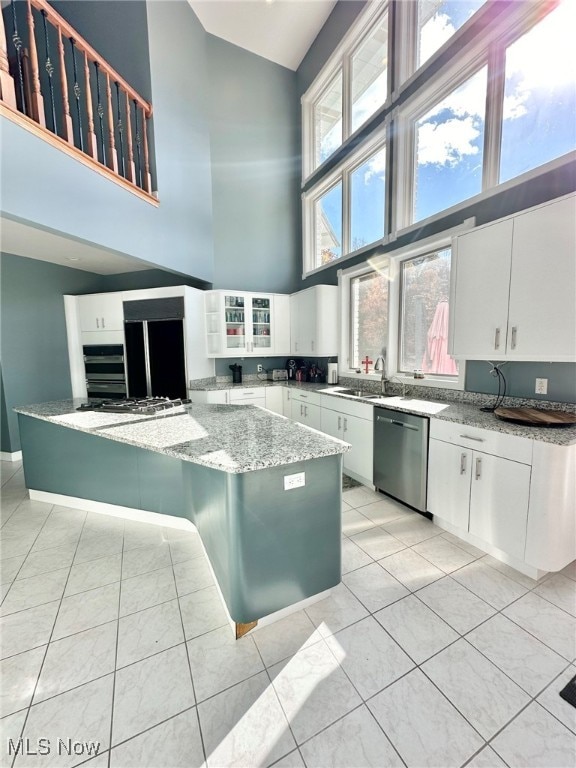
left=284, top=472, right=305, bottom=490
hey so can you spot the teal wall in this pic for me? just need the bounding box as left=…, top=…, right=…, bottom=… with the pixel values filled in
left=466, top=361, right=576, bottom=404
left=207, top=36, right=301, bottom=293
left=0, top=253, right=105, bottom=452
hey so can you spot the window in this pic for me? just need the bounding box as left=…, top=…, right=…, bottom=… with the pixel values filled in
left=417, top=0, right=487, bottom=70
left=350, top=268, right=389, bottom=370
left=314, top=72, right=343, bottom=167
left=350, top=145, right=386, bottom=252
left=351, top=15, right=389, bottom=133
left=414, top=66, right=487, bottom=222
left=399, top=249, right=458, bottom=376
left=500, top=0, right=576, bottom=183
left=305, top=133, right=387, bottom=273
left=302, top=3, right=390, bottom=177
left=314, top=182, right=342, bottom=266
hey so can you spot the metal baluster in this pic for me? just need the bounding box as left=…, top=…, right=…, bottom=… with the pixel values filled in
left=9, top=0, right=25, bottom=111
left=40, top=10, right=56, bottom=133
left=133, top=98, right=142, bottom=188
left=93, top=60, right=105, bottom=163
left=69, top=38, right=83, bottom=151
left=115, top=81, right=125, bottom=177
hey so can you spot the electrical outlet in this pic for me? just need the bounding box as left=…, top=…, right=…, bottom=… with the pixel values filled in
left=284, top=472, right=305, bottom=490
left=257, top=364, right=263, bottom=373
left=535, top=378, right=548, bottom=395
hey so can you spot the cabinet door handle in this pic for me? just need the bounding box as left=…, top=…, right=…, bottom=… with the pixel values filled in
left=475, top=457, right=482, bottom=480
left=343, top=417, right=348, bottom=432
left=225, top=392, right=229, bottom=403
left=494, top=327, right=500, bottom=350
left=300, top=404, right=303, bottom=417
left=101, top=317, right=106, bottom=329
left=295, top=342, right=298, bottom=352
left=511, top=326, right=517, bottom=350
left=96, top=317, right=100, bottom=329
left=459, top=434, right=484, bottom=442
left=311, top=340, right=315, bottom=352
left=304, top=405, right=308, bottom=417
left=460, top=453, right=467, bottom=475
left=337, top=416, right=342, bottom=431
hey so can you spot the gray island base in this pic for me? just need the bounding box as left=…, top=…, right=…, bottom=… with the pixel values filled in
left=16, top=402, right=348, bottom=637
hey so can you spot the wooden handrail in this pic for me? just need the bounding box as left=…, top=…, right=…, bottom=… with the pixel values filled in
left=29, top=0, right=152, bottom=116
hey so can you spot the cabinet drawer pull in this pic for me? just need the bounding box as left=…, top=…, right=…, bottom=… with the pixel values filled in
left=242, top=391, right=255, bottom=395
left=337, top=416, right=342, bottom=431
left=511, top=326, right=517, bottom=350
left=300, top=394, right=307, bottom=398
left=475, top=457, right=482, bottom=480
left=459, top=434, right=484, bottom=442
left=494, top=327, right=500, bottom=350
left=460, top=453, right=467, bottom=475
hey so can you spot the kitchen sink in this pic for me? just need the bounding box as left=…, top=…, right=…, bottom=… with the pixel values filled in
left=335, top=388, right=385, bottom=399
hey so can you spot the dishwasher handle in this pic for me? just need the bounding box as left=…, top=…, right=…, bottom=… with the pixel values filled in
left=376, top=415, right=419, bottom=432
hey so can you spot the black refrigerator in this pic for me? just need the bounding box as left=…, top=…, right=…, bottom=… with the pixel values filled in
left=124, top=297, right=187, bottom=400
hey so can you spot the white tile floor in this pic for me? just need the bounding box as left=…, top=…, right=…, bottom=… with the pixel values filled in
left=1, top=460, right=576, bottom=768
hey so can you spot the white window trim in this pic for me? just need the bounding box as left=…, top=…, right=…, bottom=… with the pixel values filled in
left=301, top=0, right=391, bottom=181
left=339, top=221, right=476, bottom=391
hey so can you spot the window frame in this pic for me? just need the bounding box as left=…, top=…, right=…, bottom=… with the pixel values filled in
left=301, top=0, right=392, bottom=181
left=339, top=223, right=474, bottom=391
left=303, top=125, right=390, bottom=277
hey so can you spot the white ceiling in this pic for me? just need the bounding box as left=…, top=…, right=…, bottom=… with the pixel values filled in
left=187, top=0, right=338, bottom=71
left=0, top=218, right=155, bottom=275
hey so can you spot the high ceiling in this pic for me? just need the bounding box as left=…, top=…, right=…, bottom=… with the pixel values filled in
left=187, top=0, right=338, bottom=71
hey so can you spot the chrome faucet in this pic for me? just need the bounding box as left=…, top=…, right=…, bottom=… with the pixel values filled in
left=374, top=355, right=389, bottom=395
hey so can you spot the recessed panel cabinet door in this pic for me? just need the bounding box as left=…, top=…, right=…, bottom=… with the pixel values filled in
left=469, top=452, right=531, bottom=561
left=427, top=439, right=471, bottom=528
left=451, top=220, right=513, bottom=358
left=507, top=196, right=576, bottom=361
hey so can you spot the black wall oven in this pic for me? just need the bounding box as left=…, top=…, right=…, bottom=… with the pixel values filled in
left=83, top=344, right=127, bottom=399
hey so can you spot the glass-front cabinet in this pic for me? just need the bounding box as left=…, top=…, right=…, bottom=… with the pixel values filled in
left=205, top=291, right=288, bottom=357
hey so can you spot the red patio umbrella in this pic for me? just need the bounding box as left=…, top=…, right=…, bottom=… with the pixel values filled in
left=421, top=300, right=458, bottom=375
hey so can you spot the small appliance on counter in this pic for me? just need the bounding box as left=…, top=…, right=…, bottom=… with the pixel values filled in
left=229, top=363, right=243, bottom=384
left=286, top=359, right=298, bottom=381
left=267, top=369, right=288, bottom=381
left=327, top=363, right=338, bottom=384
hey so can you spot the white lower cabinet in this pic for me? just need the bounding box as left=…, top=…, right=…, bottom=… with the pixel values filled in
left=189, top=390, right=229, bottom=404
left=264, top=387, right=283, bottom=415
left=427, top=440, right=472, bottom=530
left=289, top=390, right=322, bottom=430
left=468, top=452, right=531, bottom=561
left=428, top=420, right=532, bottom=563
left=282, top=388, right=292, bottom=417
left=320, top=396, right=373, bottom=485
left=229, top=388, right=266, bottom=407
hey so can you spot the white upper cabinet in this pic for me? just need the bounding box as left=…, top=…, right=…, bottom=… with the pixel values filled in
left=205, top=291, right=290, bottom=358
left=290, top=285, right=338, bottom=357
left=450, top=220, right=513, bottom=359
left=450, top=194, right=576, bottom=362
left=507, top=196, right=576, bottom=360
left=78, top=293, right=124, bottom=332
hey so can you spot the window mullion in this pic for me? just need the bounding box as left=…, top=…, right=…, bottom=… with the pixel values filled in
left=483, top=44, right=505, bottom=190
left=342, top=54, right=352, bottom=145
left=342, top=168, right=351, bottom=256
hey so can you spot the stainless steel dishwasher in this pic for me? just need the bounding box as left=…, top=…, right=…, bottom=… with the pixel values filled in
left=373, top=407, right=429, bottom=514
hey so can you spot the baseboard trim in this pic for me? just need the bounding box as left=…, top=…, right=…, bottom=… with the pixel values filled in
left=28, top=489, right=195, bottom=531
left=0, top=450, right=23, bottom=462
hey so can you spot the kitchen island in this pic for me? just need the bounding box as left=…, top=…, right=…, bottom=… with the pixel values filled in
left=15, top=400, right=350, bottom=637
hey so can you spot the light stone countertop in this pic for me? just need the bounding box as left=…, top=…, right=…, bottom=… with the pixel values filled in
left=15, top=400, right=351, bottom=473
left=191, top=381, right=576, bottom=446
